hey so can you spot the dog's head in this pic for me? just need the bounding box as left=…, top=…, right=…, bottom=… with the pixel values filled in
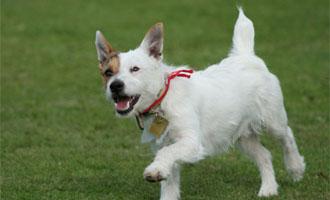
left=95, top=23, right=165, bottom=117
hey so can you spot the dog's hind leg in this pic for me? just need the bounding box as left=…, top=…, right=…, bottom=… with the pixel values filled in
left=268, top=125, right=305, bottom=182
left=261, top=90, right=305, bottom=181
left=160, top=163, right=180, bottom=200
left=237, top=134, right=278, bottom=197
left=258, top=73, right=305, bottom=182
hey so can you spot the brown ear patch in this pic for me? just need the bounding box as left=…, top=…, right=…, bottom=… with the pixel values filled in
left=108, top=52, right=120, bottom=74
left=99, top=52, right=120, bottom=86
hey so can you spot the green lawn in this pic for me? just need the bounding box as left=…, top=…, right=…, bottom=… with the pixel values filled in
left=1, top=0, right=329, bottom=199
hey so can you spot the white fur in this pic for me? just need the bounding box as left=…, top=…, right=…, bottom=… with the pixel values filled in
left=97, top=8, right=305, bottom=199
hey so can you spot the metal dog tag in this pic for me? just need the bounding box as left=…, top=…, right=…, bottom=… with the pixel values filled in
left=149, top=115, right=169, bottom=138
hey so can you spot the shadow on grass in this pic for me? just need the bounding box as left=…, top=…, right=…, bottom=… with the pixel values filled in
left=56, top=174, right=158, bottom=199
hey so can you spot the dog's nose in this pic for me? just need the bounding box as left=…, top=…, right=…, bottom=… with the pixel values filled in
left=110, top=80, right=125, bottom=93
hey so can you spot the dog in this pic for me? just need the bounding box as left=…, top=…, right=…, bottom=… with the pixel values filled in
left=95, top=8, right=305, bottom=200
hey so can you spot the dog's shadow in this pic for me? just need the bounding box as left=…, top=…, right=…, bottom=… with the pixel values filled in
left=56, top=150, right=296, bottom=199
left=57, top=172, right=158, bottom=199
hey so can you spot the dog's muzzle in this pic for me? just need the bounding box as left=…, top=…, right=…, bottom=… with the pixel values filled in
left=112, top=94, right=140, bottom=115
left=110, top=80, right=140, bottom=115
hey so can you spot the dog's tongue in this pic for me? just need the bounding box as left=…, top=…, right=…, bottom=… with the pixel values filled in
left=115, top=99, right=130, bottom=110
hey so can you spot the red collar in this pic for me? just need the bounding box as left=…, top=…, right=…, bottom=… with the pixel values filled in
left=141, top=69, right=194, bottom=114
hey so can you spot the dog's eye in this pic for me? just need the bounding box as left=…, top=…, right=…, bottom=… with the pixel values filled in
left=104, top=69, right=113, bottom=77
left=130, top=66, right=140, bottom=73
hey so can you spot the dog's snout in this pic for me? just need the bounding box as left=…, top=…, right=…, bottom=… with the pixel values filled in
left=110, top=80, right=125, bottom=93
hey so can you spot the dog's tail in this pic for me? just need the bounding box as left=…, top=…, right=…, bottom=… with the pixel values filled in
left=229, top=8, right=255, bottom=56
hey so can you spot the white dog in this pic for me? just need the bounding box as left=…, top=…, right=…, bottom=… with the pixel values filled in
left=95, top=8, right=305, bottom=200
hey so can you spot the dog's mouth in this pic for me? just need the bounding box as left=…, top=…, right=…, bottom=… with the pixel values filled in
left=113, top=95, right=140, bottom=115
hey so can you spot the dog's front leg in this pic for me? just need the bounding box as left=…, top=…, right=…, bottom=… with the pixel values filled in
left=144, top=131, right=202, bottom=180
left=159, top=163, right=180, bottom=200
left=144, top=128, right=203, bottom=199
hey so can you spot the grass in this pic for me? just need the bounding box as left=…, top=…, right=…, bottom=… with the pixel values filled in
left=1, top=0, right=329, bottom=199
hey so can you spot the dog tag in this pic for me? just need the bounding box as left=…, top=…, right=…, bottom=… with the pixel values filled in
left=149, top=115, right=169, bottom=138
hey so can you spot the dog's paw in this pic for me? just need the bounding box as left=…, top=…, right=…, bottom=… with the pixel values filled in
left=257, top=182, right=278, bottom=197
left=143, top=162, right=169, bottom=182
left=286, top=156, right=305, bottom=182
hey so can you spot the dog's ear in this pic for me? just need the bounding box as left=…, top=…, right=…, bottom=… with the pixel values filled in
left=140, top=23, right=163, bottom=60
left=95, top=31, right=115, bottom=64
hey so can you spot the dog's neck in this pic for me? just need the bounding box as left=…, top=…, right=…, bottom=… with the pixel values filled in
left=140, top=62, right=191, bottom=115
left=161, top=62, right=190, bottom=74
left=160, top=62, right=176, bottom=73
left=157, top=62, right=186, bottom=89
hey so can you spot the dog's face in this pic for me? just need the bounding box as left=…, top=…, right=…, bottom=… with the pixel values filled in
left=95, top=23, right=165, bottom=117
